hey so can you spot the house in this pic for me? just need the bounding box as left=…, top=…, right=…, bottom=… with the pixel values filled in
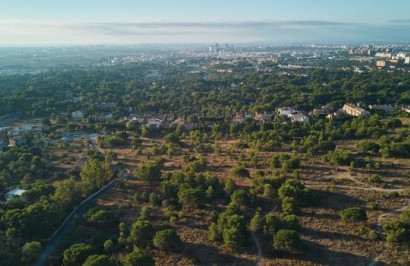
left=146, top=118, right=163, bottom=129
left=9, top=136, right=27, bottom=147
left=91, top=113, right=113, bottom=121
left=5, top=188, right=27, bottom=201
left=291, top=113, right=310, bottom=123
left=231, top=116, right=248, bottom=126
left=72, top=110, right=86, bottom=120
left=369, top=104, right=393, bottom=112
left=278, top=107, right=298, bottom=117
left=253, top=112, right=272, bottom=124
left=342, top=104, right=370, bottom=117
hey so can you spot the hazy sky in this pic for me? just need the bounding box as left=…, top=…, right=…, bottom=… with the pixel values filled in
left=0, top=0, right=409, bottom=45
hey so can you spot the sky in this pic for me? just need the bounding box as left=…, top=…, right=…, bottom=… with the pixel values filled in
left=0, top=0, right=409, bottom=45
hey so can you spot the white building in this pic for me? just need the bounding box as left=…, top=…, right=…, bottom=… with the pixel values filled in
left=5, top=188, right=27, bottom=201
left=278, top=107, right=298, bottom=117
left=343, top=104, right=370, bottom=117
left=146, top=118, right=163, bottom=129
left=291, top=113, right=310, bottom=123
left=72, top=110, right=86, bottom=120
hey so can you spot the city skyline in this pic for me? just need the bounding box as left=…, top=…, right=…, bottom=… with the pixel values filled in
left=0, top=0, right=409, bottom=45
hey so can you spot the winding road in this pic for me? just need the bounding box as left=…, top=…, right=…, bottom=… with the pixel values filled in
left=33, top=178, right=118, bottom=266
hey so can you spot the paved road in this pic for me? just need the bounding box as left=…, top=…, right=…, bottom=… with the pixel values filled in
left=33, top=178, right=118, bottom=266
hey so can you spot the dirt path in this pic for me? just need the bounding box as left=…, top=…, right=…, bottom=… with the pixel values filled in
left=307, top=169, right=409, bottom=266
left=368, top=199, right=410, bottom=266
left=250, top=202, right=279, bottom=266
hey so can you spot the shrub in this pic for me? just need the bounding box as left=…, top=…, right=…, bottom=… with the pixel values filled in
left=340, top=207, right=367, bottom=222
left=153, top=229, right=182, bottom=251
left=250, top=212, right=262, bottom=232
left=83, top=255, right=111, bottom=266
left=63, top=243, right=93, bottom=266
left=122, top=246, right=154, bottom=266
left=21, top=241, right=41, bottom=263
left=103, top=239, right=114, bottom=253
left=263, top=213, right=281, bottom=234
left=231, top=166, right=250, bottom=178
left=273, top=229, right=300, bottom=251
left=282, top=197, right=300, bottom=214
left=129, top=220, right=155, bottom=247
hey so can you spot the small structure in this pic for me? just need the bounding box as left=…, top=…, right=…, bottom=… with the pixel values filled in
left=342, top=104, right=370, bottom=117
left=291, top=113, right=310, bottom=123
left=146, top=118, right=163, bottom=129
left=277, top=107, right=298, bottom=117
left=72, top=110, right=86, bottom=120
left=5, top=188, right=27, bottom=201
left=369, top=104, right=393, bottom=112
left=253, top=112, right=272, bottom=124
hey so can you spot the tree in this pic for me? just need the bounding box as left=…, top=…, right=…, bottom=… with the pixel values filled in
left=21, top=241, right=41, bottom=263
left=264, top=213, right=281, bottom=234
left=83, top=255, right=111, bottom=266
left=122, top=246, right=154, bottom=266
left=250, top=212, right=262, bottom=232
left=63, top=243, right=93, bottom=266
left=231, top=166, right=250, bottom=178
left=208, top=222, right=220, bottom=241
left=103, top=239, right=114, bottom=253
left=273, top=229, right=300, bottom=251
left=177, top=185, right=206, bottom=210
left=135, top=163, right=161, bottom=184
left=282, top=197, right=300, bottom=214
left=340, top=207, right=367, bottom=222
left=283, top=215, right=301, bottom=231
left=80, top=158, right=113, bottom=194
left=129, top=220, right=155, bottom=247
left=230, top=189, right=250, bottom=206
left=153, top=229, right=182, bottom=251
left=224, top=179, right=235, bottom=196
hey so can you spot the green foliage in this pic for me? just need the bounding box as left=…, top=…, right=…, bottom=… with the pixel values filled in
left=273, top=229, right=300, bottom=251
left=383, top=209, right=410, bottom=246
left=323, top=149, right=353, bottom=166
left=80, top=158, right=114, bottom=194
left=83, top=254, right=111, bottom=266
left=122, top=246, right=154, bottom=266
left=263, top=213, right=281, bottom=234
left=340, top=207, right=367, bottom=222
left=21, top=241, right=41, bottom=263
left=135, top=163, right=161, bottom=184
left=283, top=215, right=301, bottom=231
left=357, top=141, right=380, bottom=153
left=282, top=197, right=300, bottom=214
left=129, top=219, right=155, bottom=247
left=177, top=184, right=206, bottom=210
left=103, top=239, right=114, bottom=253
left=153, top=229, right=182, bottom=251
left=230, top=166, right=250, bottom=178
left=63, top=243, right=93, bottom=266
left=84, top=208, right=118, bottom=229
left=250, top=212, right=262, bottom=232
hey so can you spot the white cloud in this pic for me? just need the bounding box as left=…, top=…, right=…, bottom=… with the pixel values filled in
left=0, top=20, right=408, bottom=45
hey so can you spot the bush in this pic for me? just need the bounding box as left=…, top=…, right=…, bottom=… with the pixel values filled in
left=263, top=213, right=281, bottom=234
left=122, top=246, right=154, bottom=266
left=130, top=220, right=155, bottom=247
left=283, top=215, right=301, bottom=231
left=83, top=255, right=111, bottom=266
left=369, top=174, right=381, bottom=183
left=22, top=241, right=42, bottom=263
left=153, top=229, right=182, bottom=251
left=273, top=229, right=300, bottom=251
left=231, top=166, right=250, bottom=178
left=282, top=197, right=300, bottom=214
left=367, top=201, right=380, bottom=210
left=63, top=243, right=94, bottom=266
left=103, top=239, right=114, bottom=253
left=340, top=207, right=367, bottom=222
left=250, top=212, right=262, bottom=232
